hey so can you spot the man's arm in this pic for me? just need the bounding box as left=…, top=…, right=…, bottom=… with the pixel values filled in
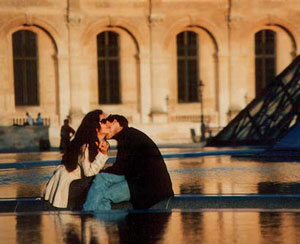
left=102, top=143, right=132, bottom=175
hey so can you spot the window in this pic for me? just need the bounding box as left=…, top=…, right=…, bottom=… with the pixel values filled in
left=177, top=31, right=199, bottom=103
left=12, top=30, right=39, bottom=106
left=97, top=31, right=120, bottom=104
left=255, top=30, right=276, bottom=96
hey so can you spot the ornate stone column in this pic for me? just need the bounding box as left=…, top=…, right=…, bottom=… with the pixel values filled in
left=55, top=54, right=70, bottom=125
left=218, top=53, right=231, bottom=127
left=138, top=50, right=152, bottom=124
left=67, top=12, right=85, bottom=127
left=148, top=13, right=169, bottom=123
left=0, top=46, right=16, bottom=125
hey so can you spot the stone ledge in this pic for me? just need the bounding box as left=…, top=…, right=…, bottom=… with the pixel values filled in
left=0, top=126, right=50, bottom=151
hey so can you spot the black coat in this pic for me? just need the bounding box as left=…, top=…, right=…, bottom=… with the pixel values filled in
left=102, top=127, right=174, bottom=209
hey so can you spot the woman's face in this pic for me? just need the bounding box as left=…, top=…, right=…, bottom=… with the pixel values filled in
left=97, top=114, right=109, bottom=136
left=99, top=114, right=106, bottom=121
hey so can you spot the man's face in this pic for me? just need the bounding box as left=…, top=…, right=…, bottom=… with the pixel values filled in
left=105, top=119, right=120, bottom=139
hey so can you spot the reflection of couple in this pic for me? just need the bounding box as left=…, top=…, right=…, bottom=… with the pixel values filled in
left=50, top=211, right=172, bottom=243
left=44, top=110, right=174, bottom=211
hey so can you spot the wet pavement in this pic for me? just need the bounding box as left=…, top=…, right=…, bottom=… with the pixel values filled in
left=3, top=153, right=300, bottom=198
left=2, top=210, right=300, bottom=243
left=1, top=147, right=300, bottom=243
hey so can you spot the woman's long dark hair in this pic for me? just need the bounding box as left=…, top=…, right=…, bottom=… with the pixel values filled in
left=62, top=110, right=103, bottom=172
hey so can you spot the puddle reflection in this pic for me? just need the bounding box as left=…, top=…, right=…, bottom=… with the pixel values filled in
left=0, top=167, right=52, bottom=198
left=37, top=211, right=170, bottom=244
left=1, top=211, right=300, bottom=243
left=1, top=155, right=300, bottom=198
left=2, top=152, right=300, bottom=242
left=0, top=151, right=62, bottom=164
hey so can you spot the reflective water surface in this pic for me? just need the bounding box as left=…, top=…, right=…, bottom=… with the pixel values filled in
left=1, top=210, right=300, bottom=244
left=1, top=150, right=300, bottom=243
left=1, top=154, right=300, bottom=198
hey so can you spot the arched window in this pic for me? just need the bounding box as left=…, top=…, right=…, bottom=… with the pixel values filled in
left=97, top=31, right=120, bottom=104
left=255, top=30, right=276, bottom=96
left=12, top=30, right=39, bottom=106
left=177, top=31, right=199, bottom=103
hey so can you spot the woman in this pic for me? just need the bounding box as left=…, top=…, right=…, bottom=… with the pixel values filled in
left=44, top=110, right=109, bottom=209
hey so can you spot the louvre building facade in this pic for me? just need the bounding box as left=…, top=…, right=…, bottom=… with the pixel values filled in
left=0, top=0, right=299, bottom=145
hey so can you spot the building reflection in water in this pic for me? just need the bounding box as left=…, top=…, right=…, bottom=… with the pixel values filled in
left=179, top=183, right=203, bottom=194
left=14, top=151, right=62, bottom=164
left=2, top=155, right=300, bottom=198
left=258, top=182, right=300, bottom=194
left=0, top=167, right=52, bottom=198
left=16, top=184, right=42, bottom=244
left=167, top=156, right=300, bottom=195
left=180, top=212, right=203, bottom=243
left=17, top=215, right=41, bottom=244
left=3, top=154, right=300, bottom=242
left=259, top=212, right=282, bottom=243
left=17, top=183, right=41, bottom=198
left=3, top=210, right=300, bottom=243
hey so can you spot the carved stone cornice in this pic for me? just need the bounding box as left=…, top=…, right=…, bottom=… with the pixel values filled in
left=227, top=13, right=243, bottom=30
left=5, top=0, right=51, bottom=7
left=25, top=13, right=33, bottom=26
left=148, top=13, right=165, bottom=27
left=95, top=1, right=110, bottom=8
left=94, top=1, right=145, bottom=8
left=67, top=12, right=83, bottom=27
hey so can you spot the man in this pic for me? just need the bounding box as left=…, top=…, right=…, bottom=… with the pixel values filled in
left=34, top=112, right=44, bottom=125
left=83, top=114, right=174, bottom=210
left=59, top=119, right=75, bottom=152
left=24, top=112, right=33, bottom=126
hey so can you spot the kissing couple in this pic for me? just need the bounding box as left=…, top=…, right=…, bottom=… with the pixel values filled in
left=44, top=110, right=174, bottom=211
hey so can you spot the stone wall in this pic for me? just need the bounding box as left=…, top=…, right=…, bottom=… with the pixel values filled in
left=0, top=126, right=50, bottom=152
left=0, top=0, right=299, bottom=145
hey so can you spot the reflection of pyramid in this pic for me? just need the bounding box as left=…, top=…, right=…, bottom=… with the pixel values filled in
left=207, top=55, right=300, bottom=147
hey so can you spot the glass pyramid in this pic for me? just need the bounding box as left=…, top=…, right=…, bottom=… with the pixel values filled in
left=207, top=55, right=300, bottom=146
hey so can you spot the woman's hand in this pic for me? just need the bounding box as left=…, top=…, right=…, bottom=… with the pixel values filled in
left=96, top=140, right=109, bottom=155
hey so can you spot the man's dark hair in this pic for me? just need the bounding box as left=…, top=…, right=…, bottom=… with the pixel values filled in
left=106, top=114, right=128, bottom=128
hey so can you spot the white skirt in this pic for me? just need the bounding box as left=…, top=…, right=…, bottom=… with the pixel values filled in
left=44, top=164, right=81, bottom=208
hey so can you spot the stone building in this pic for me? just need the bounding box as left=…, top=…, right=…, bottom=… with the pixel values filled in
left=0, top=0, right=299, bottom=146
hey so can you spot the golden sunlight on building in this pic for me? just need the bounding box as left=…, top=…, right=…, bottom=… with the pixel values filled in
left=0, top=0, right=299, bottom=146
